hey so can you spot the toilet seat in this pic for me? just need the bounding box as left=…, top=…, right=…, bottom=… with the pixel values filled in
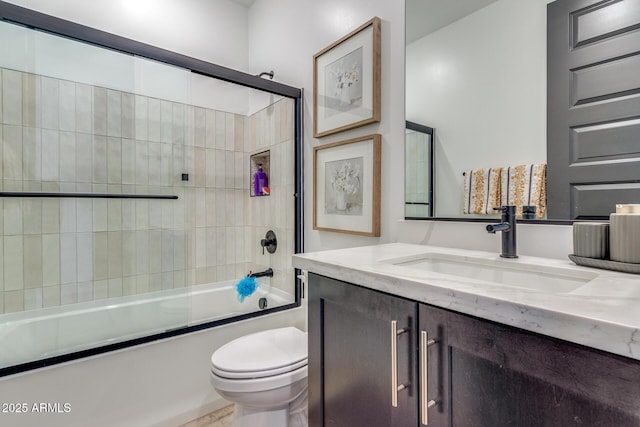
left=211, top=327, right=308, bottom=380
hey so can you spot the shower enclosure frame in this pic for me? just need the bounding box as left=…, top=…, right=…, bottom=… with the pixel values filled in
left=0, top=1, right=304, bottom=377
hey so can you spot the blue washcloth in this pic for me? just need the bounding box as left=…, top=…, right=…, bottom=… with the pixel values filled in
left=236, top=276, right=258, bottom=302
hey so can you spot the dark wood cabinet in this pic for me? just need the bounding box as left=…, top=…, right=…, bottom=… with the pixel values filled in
left=309, top=273, right=640, bottom=427
left=308, top=273, right=418, bottom=427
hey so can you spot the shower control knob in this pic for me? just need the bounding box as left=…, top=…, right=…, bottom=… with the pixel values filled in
left=260, top=230, right=277, bottom=255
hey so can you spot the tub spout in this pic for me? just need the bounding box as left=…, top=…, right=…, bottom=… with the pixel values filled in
left=248, top=268, right=273, bottom=278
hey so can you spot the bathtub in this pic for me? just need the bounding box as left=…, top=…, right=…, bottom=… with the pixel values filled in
left=0, top=280, right=293, bottom=369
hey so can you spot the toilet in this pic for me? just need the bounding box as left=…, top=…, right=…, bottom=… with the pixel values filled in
left=210, top=327, right=308, bottom=427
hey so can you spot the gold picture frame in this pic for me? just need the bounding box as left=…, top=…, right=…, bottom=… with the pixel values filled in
left=313, top=17, right=381, bottom=138
left=313, top=134, right=381, bottom=236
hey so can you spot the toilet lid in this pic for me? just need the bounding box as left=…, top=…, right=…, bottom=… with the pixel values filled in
left=211, top=327, right=308, bottom=379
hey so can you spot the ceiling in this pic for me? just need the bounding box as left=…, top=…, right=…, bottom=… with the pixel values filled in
left=405, top=0, right=499, bottom=44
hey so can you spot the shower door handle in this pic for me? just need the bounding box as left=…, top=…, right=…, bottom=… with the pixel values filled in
left=391, top=320, right=408, bottom=407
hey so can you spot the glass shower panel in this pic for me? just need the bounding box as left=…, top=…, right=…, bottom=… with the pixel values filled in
left=185, top=75, right=296, bottom=326
left=0, top=19, right=192, bottom=368
left=0, top=17, right=299, bottom=372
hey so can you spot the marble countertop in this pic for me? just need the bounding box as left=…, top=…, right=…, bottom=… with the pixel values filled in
left=292, top=243, right=640, bottom=361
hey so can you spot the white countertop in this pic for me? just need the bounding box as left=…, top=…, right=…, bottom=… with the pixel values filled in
left=292, top=243, right=640, bottom=361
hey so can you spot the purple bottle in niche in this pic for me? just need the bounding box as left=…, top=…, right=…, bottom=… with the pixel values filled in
left=254, top=163, right=268, bottom=196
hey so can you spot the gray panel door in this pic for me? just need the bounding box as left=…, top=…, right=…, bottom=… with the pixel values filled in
left=547, top=0, right=640, bottom=219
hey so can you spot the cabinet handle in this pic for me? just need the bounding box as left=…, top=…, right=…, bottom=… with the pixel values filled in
left=390, top=320, right=408, bottom=407
left=420, top=330, right=437, bottom=425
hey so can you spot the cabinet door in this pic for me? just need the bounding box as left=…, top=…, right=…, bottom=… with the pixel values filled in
left=420, top=303, right=640, bottom=427
left=309, top=273, right=418, bottom=427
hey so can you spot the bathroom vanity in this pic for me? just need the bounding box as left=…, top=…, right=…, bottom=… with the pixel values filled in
left=293, top=244, right=640, bottom=426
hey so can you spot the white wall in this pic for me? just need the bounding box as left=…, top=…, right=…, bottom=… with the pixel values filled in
left=406, top=0, right=548, bottom=217
left=248, top=0, right=407, bottom=251
left=4, top=0, right=250, bottom=73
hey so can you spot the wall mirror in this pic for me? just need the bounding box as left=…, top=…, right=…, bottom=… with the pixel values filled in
left=405, top=0, right=640, bottom=221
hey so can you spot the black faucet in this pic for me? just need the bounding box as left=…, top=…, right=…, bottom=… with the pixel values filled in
left=486, top=205, right=518, bottom=258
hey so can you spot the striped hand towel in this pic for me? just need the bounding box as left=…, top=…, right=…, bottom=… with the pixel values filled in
left=501, top=163, right=547, bottom=218
left=463, top=167, right=503, bottom=214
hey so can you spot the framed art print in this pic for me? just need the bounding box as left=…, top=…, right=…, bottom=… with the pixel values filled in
left=313, top=17, right=381, bottom=138
left=313, top=134, right=381, bottom=236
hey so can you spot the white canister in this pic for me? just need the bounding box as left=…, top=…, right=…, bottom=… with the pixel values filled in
left=610, top=213, right=640, bottom=263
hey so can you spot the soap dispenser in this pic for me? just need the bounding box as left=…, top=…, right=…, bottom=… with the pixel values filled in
left=253, top=163, right=268, bottom=196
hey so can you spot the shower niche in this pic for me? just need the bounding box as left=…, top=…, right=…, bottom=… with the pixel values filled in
left=0, top=1, right=302, bottom=377
left=250, top=151, right=271, bottom=197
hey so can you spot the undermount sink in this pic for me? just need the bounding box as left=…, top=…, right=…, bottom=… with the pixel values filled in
left=386, top=253, right=598, bottom=293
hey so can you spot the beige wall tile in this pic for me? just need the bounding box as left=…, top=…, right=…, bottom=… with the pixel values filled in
left=205, top=189, right=216, bottom=227
left=134, top=95, right=148, bottom=140
left=40, top=77, right=60, bottom=130
left=42, top=199, right=60, bottom=234
left=75, top=133, right=92, bottom=183
left=60, top=233, right=77, bottom=285
left=60, top=199, right=76, bottom=234
left=4, top=235, right=23, bottom=291
left=93, top=135, right=107, bottom=183
left=75, top=83, right=92, bottom=134
left=172, top=103, right=185, bottom=145
left=225, top=112, right=234, bottom=151
left=148, top=142, right=161, bottom=186
left=3, top=70, right=23, bottom=126
left=214, top=149, right=226, bottom=189
left=108, top=231, right=123, bottom=279
left=22, top=73, right=40, bottom=128
left=205, top=148, right=215, bottom=188
left=205, top=109, right=215, bottom=149
left=93, top=280, right=108, bottom=300
left=4, top=199, right=23, bottom=235
left=23, top=235, right=43, bottom=289
left=93, top=232, right=108, bottom=281
left=5, top=289, right=24, bottom=313
left=148, top=98, right=161, bottom=142
left=121, top=92, right=134, bottom=139
left=107, top=199, right=122, bottom=231
left=122, top=276, right=135, bottom=296
left=135, top=139, right=148, bottom=185
left=42, top=285, right=60, bottom=307
left=76, top=232, right=93, bottom=283
left=108, top=278, right=123, bottom=297
left=23, top=288, right=42, bottom=311
left=160, top=100, right=172, bottom=144
left=61, top=282, right=77, bottom=305
left=77, top=281, right=93, bottom=302
left=148, top=229, right=162, bottom=274
left=135, top=230, right=149, bottom=275
left=93, top=86, right=107, bottom=136
left=59, top=80, right=76, bottom=132
left=107, top=137, right=122, bottom=184
left=3, top=124, right=23, bottom=180
left=215, top=111, right=226, bottom=150
left=93, top=199, right=108, bottom=231
left=107, top=89, right=122, bottom=137
left=22, top=127, right=41, bottom=182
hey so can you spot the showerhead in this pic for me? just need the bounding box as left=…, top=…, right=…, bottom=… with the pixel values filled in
left=257, top=70, right=274, bottom=80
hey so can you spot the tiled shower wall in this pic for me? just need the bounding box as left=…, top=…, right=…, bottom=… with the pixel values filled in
left=0, top=67, right=295, bottom=314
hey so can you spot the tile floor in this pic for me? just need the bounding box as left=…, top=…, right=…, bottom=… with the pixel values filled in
left=178, top=404, right=234, bottom=427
